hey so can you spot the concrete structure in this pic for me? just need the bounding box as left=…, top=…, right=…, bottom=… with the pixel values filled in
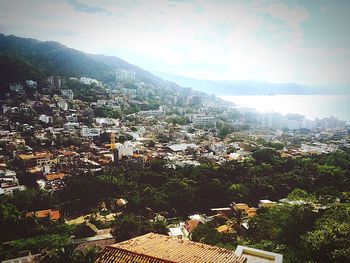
left=235, top=245, right=283, bottom=263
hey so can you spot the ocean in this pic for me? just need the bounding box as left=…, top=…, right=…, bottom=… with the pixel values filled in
left=219, top=95, right=350, bottom=123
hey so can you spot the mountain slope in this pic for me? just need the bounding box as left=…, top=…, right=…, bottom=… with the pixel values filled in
left=0, top=33, right=167, bottom=88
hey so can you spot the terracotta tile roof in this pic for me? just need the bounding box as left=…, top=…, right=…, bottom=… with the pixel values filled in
left=184, top=220, right=201, bottom=233
left=95, top=233, right=246, bottom=263
left=26, top=209, right=61, bottom=220
left=46, top=173, right=65, bottom=181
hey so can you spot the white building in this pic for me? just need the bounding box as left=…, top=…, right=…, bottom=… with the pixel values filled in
left=9, top=83, right=24, bottom=93
left=0, top=185, right=26, bottom=195
left=115, top=141, right=134, bottom=160
left=48, top=76, right=61, bottom=88
left=96, top=117, right=119, bottom=126
left=63, top=122, right=80, bottom=131
left=192, top=115, right=216, bottom=127
left=66, top=114, right=78, bottom=122
left=39, top=114, right=53, bottom=124
left=80, top=77, right=102, bottom=86
left=139, top=110, right=165, bottom=117
left=81, top=127, right=101, bottom=138
left=61, top=89, right=74, bottom=100
left=115, top=69, right=136, bottom=81
left=26, top=80, right=37, bottom=88
left=57, top=100, right=68, bottom=111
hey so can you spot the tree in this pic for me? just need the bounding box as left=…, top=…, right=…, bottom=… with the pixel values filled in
left=111, top=214, right=142, bottom=242
left=302, top=203, right=350, bottom=263
left=252, top=148, right=279, bottom=164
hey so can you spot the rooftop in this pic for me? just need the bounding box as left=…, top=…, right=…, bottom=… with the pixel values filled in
left=95, top=233, right=246, bottom=263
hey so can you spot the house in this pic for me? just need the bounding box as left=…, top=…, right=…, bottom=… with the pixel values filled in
left=167, top=143, right=197, bottom=153
left=26, top=209, right=61, bottom=221
left=258, top=199, right=278, bottom=208
left=39, top=114, right=53, bottom=124
left=95, top=233, right=246, bottom=263
left=17, top=152, right=57, bottom=170
left=95, top=117, right=119, bottom=126
left=61, top=89, right=74, bottom=100
left=57, top=100, right=68, bottom=111
left=45, top=173, right=65, bottom=181
left=210, top=207, right=232, bottom=217
left=0, top=185, right=26, bottom=195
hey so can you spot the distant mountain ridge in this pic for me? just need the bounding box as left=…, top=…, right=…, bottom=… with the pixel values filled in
left=153, top=71, right=346, bottom=95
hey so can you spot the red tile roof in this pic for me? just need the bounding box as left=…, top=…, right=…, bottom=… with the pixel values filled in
left=95, top=233, right=246, bottom=263
left=26, top=209, right=61, bottom=221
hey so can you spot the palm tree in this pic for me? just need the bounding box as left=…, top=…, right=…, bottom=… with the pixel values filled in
left=227, top=203, right=249, bottom=238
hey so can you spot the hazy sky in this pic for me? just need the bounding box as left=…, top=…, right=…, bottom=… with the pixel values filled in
left=0, top=0, right=350, bottom=86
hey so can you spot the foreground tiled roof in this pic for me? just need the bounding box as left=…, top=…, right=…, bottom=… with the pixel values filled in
left=95, top=233, right=246, bottom=263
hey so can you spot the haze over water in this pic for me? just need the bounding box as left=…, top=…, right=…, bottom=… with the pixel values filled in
left=220, top=95, right=350, bottom=123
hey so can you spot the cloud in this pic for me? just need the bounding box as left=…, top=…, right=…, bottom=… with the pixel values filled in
left=66, top=0, right=110, bottom=14
left=0, top=0, right=349, bottom=86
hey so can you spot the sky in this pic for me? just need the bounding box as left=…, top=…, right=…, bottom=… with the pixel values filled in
left=0, top=0, right=350, bottom=87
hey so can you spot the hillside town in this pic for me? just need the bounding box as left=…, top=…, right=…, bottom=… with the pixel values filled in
left=0, top=74, right=349, bottom=262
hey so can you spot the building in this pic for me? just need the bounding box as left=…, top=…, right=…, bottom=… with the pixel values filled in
left=0, top=185, right=26, bottom=195
left=57, top=100, right=68, bottom=111
left=235, top=246, right=283, bottom=263
left=258, top=199, right=278, bottom=208
left=95, top=233, right=246, bottom=263
left=192, top=115, right=216, bottom=127
left=26, top=209, right=61, bottom=221
left=81, top=127, right=101, bottom=139
left=26, top=80, right=37, bottom=88
left=115, top=141, right=134, bottom=160
left=96, top=117, right=119, bottom=126
left=47, top=76, right=61, bottom=88
left=115, top=69, right=136, bottom=81
left=17, top=152, right=56, bottom=170
left=80, top=77, right=101, bottom=86
left=9, top=83, right=24, bottom=93
left=61, top=89, right=74, bottom=100
left=139, top=110, right=165, bottom=117
left=167, top=143, right=197, bottom=153
left=39, top=114, right=53, bottom=124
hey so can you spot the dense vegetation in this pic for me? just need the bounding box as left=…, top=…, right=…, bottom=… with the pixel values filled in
left=1, top=147, right=349, bottom=261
